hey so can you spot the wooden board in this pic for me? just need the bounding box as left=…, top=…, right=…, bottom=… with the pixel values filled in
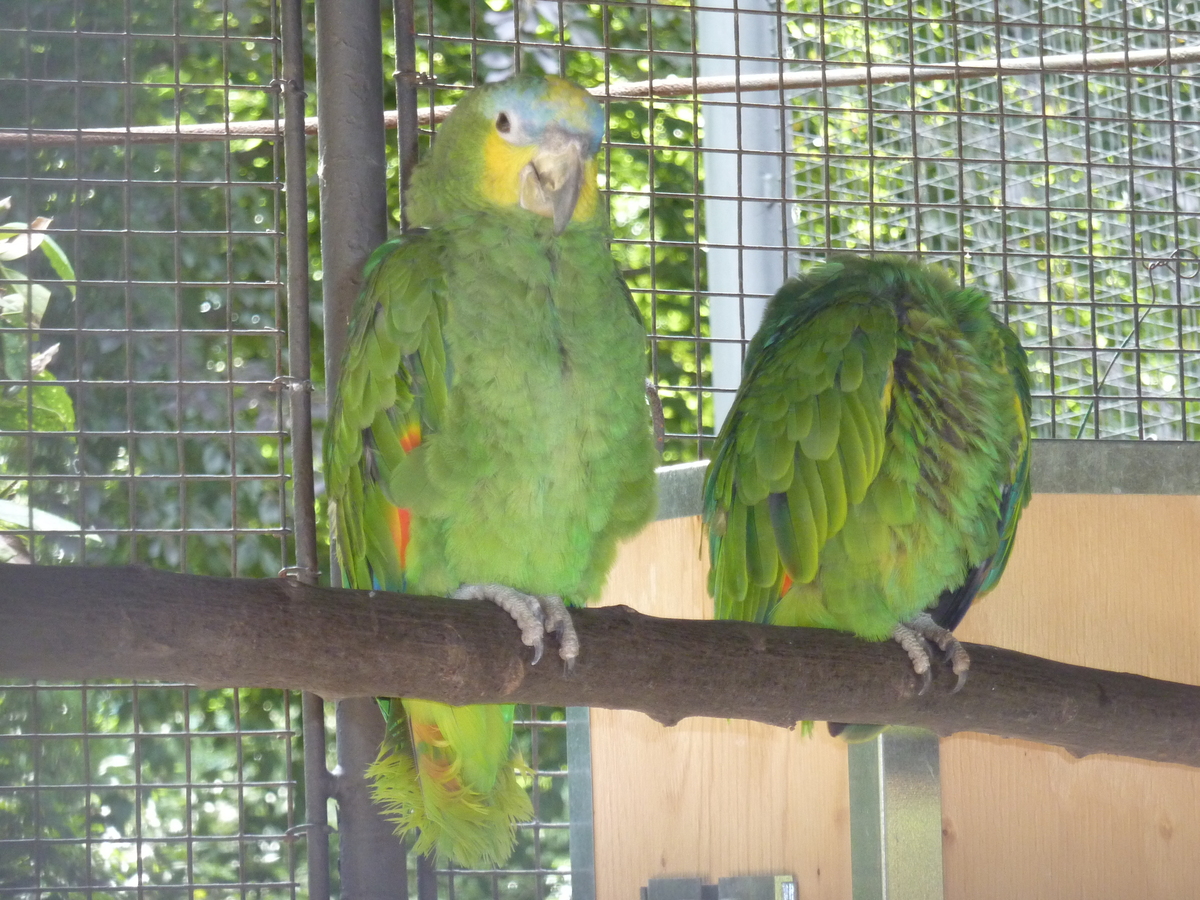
left=943, top=494, right=1200, bottom=899
left=590, top=516, right=851, bottom=900
left=589, top=495, right=1200, bottom=899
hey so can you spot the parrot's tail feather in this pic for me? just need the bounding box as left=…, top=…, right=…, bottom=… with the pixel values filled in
left=367, top=700, right=533, bottom=869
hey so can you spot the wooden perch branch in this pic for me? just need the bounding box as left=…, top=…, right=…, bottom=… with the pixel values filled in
left=2, top=564, right=1197, bottom=767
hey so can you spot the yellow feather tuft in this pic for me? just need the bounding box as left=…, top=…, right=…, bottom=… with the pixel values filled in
left=367, top=702, right=534, bottom=869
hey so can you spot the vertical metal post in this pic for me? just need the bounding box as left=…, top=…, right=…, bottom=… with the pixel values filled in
left=698, top=0, right=790, bottom=431
left=566, top=707, right=597, bottom=900
left=280, top=0, right=331, bottom=897
left=848, top=729, right=946, bottom=900
left=315, top=0, right=407, bottom=897
left=392, top=0, right=421, bottom=230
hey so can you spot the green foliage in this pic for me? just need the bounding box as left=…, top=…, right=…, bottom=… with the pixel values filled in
left=1, top=2, right=304, bottom=895
left=5, top=0, right=292, bottom=575
left=0, top=683, right=304, bottom=894
left=0, top=199, right=81, bottom=563
left=779, top=0, right=1200, bottom=440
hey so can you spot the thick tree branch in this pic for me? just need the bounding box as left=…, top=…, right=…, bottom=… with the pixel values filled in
left=1, top=564, right=1197, bottom=767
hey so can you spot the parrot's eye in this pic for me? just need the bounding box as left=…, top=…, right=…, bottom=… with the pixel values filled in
left=495, top=112, right=512, bottom=134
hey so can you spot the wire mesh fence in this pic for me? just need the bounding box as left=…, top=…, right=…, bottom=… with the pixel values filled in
left=0, top=0, right=304, bottom=897
left=394, top=0, right=1200, bottom=455
left=3, top=0, right=1200, bottom=897
left=0, top=683, right=302, bottom=898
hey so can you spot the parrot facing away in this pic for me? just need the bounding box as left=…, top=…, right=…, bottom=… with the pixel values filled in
left=703, top=255, right=1030, bottom=732
left=326, top=75, right=658, bottom=866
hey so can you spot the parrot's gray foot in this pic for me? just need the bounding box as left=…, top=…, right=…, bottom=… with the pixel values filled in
left=892, top=613, right=970, bottom=694
left=452, top=583, right=579, bottom=670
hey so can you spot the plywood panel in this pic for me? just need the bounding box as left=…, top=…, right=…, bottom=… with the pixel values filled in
left=591, top=517, right=852, bottom=900
left=943, top=494, right=1200, bottom=900
left=590, top=496, right=1200, bottom=900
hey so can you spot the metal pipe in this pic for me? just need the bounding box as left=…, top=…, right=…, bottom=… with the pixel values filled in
left=280, top=1, right=330, bottom=895
left=317, top=0, right=389, bottom=395
left=334, top=698, right=409, bottom=900
left=301, top=692, right=332, bottom=900
left=315, top=0, right=406, bottom=897
left=392, top=0, right=421, bottom=229
left=698, top=0, right=791, bottom=431
left=13, top=41, right=1200, bottom=147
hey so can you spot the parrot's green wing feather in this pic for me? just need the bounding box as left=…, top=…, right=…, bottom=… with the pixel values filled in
left=327, top=233, right=447, bottom=594
left=705, top=261, right=898, bottom=624
left=328, top=235, right=533, bottom=869
left=928, top=321, right=1033, bottom=626
left=704, top=255, right=1031, bottom=740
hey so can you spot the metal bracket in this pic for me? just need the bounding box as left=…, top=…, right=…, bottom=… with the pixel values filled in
left=642, top=876, right=797, bottom=900
left=848, top=728, right=945, bottom=900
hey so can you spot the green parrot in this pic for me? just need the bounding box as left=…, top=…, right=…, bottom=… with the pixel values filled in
left=703, top=255, right=1030, bottom=734
left=325, top=75, right=658, bottom=867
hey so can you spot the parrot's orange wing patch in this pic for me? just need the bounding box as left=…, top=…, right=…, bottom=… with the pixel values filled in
left=389, top=421, right=422, bottom=570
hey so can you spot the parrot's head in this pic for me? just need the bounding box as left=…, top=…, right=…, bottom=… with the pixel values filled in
left=412, top=74, right=606, bottom=234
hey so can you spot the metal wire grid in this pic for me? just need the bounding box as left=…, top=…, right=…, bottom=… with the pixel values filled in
left=422, top=707, right=571, bottom=900
left=4, top=0, right=1200, bottom=895
left=405, top=0, right=1200, bottom=458
left=0, top=1, right=291, bottom=574
left=0, top=683, right=301, bottom=899
left=1, top=0, right=302, bottom=897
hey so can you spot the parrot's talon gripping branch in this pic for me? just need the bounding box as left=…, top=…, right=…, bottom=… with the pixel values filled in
left=452, top=584, right=580, bottom=668
left=538, top=594, right=579, bottom=672
left=894, top=613, right=971, bottom=694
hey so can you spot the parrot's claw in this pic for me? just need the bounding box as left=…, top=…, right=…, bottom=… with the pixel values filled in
left=452, top=583, right=579, bottom=669
left=892, top=613, right=970, bottom=694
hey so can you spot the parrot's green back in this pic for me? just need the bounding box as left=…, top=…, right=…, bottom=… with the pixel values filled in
left=704, top=255, right=1030, bottom=648
left=326, top=76, right=657, bottom=867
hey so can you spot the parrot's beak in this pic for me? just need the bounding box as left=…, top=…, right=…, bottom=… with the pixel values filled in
left=519, top=128, right=588, bottom=235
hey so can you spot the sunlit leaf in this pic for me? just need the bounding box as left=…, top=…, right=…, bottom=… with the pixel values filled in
left=36, top=235, right=76, bottom=299
left=0, top=218, right=52, bottom=262
left=0, top=282, right=52, bottom=326
left=0, top=497, right=85, bottom=534
left=0, top=532, right=31, bottom=564
left=29, top=343, right=60, bottom=377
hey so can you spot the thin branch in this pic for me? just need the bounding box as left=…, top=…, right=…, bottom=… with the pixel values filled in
left=4, top=43, right=1198, bottom=147
left=1, top=565, right=1198, bottom=767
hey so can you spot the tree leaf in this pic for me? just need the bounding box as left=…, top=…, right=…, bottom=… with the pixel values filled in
left=0, top=218, right=52, bottom=262
left=0, top=282, right=52, bottom=326
left=30, top=343, right=60, bottom=377
left=0, top=532, right=32, bottom=564
left=36, top=235, right=76, bottom=299
left=0, top=497, right=84, bottom=534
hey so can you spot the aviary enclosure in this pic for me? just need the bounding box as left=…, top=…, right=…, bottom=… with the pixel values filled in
left=2, top=0, right=1199, bottom=897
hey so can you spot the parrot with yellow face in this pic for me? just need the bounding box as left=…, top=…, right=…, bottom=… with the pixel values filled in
left=326, top=75, right=657, bottom=865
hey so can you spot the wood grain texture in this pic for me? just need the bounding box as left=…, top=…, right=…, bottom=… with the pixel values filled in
left=944, top=494, right=1200, bottom=899
left=590, top=517, right=852, bottom=900
left=591, top=497, right=1200, bottom=900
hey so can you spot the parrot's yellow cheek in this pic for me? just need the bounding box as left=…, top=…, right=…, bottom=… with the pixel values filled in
left=480, top=130, right=599, bottom=226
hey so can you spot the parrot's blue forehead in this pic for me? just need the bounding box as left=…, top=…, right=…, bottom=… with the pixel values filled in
left=479, top=76, right=606, bottom=156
